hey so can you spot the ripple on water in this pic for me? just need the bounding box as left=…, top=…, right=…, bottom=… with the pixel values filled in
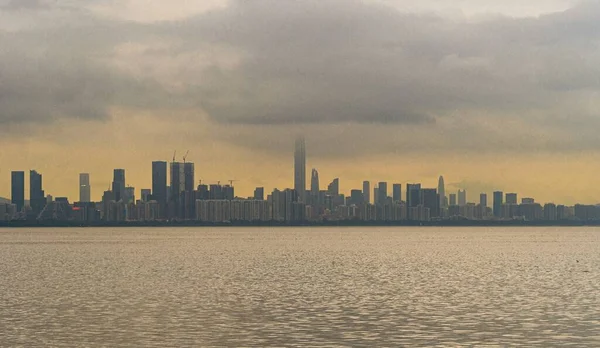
left=0, top=227, right=599, bottom=347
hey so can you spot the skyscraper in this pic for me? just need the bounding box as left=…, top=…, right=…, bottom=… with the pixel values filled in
left=493, top=191, right=504, bottom=218
left=328, top=178, right=339, bottom=196
left=438, top=176, right=446, bottom=208
left=183, top=163, right=195, bottom=193
left=480, top=193, right=488, bottom=208
left=11, top=171, right=25, bottom=212
left=170, top=162, right=184, bottom=219
left=30, top=170, right=45, bottom=215
left=254, top=187, right=265, bottom=201
left=506, top=193, right=518, bottom=204
left=294, top=136, right=306, bottom=203
left=449, top=193, right=457, bottom=206
left=421, top=188, right=440, bottom=218
left=363, top=181, right=371, bottom=204
left=458, top=189, right=467, bottom=206
left=378, top=182, right=388, bottom=205
left=310, top=169, right=319, bottom=205
left=112, top=169, right=126, bottom=202
left=141, top=189, right=152, bottom=202
left=407, top=184, right=422, bottom=207
left=392, top=184, right=402, bottom=203
left=79, top=173, right=91, bottom=203
left=152, top=161, right=167, bottom=217
left=406, top=183, right=422, bottom=219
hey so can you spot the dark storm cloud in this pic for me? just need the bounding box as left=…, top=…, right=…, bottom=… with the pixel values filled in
left=172, top=0, right=600, bottom=128
left=1, top=0, right=600, bottom=154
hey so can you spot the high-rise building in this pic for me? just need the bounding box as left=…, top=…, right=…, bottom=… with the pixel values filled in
left=254, top=187, right=265, bottom=201
left=79, top=173, right=91, bottom=203
left=522, top=198, right=535, bottom=204
left=480, top=193, right=488, bottom=208
left=349, top=190, right=364, bottom=206
left=493, top=191, right=504, bottom=218
left=363, top=181, right=371, bottom=204
left=294, top=136, right=306, bottom=203
left=506, top=193, right=518, bottom=205
left=183, top=163, right=195, bottom=193
left=392, top=184, right=402, bottom=203
left=223, top=185, right=235, bottom=200
left=407, top=184, right=422, bottom=207
left=196, top=184, right=210, bottom=200
left=310, top=169, right=319, bottom=205
left=125, top=187, right=135, bottom=204
left=141, top=189, right=152, bottom=202
left=112, top=169, right=126, bottom=202
left=406, top=184, right=422, bottom=219
left=30, top=170, right=45, bottom=215
left=378, top=182, right=388, bottom=205
left=152, top=161, right=168, bottom=217
left=421, top=188, right=439, bottom=218
left=170, top=162, right=184, bottom=219
left=438, top=176, right=446, bottom=208
left=328, top=178, right=339, bottom=196
left=310, top=169, right=319, bottom=196
left=449, top=193, right=457, bottom=206
left=458, top=189, right=467, bottom=206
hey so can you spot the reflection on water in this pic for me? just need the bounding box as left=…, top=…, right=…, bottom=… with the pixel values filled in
left=1, top=227, right=599, bottom=347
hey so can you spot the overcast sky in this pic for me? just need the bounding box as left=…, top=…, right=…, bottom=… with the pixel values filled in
left=1, top=0, right=599, bottom=204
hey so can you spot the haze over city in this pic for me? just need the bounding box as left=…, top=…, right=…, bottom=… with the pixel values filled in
left=2, top=0, right=600, bottom=205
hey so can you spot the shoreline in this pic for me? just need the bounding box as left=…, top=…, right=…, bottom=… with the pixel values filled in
left=2, top=220, right=600, bottom=228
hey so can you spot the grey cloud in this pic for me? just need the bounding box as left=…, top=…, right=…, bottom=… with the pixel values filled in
left=2, top=0, right=600, bottom=156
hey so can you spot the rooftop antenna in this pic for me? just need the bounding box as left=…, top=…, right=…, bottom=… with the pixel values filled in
left=172, top=150, right=176, bottom=163
left=183, top=150, right=189, bottom=163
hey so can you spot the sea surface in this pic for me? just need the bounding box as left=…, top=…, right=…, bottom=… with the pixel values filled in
left=1, top=227, right=599, bottom=347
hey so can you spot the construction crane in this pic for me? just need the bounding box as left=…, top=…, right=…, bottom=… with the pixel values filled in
left=172, top=150, right=176, bottom=163
left=183, top=150, right=189, bottom=163
left=228, top=179, right=238, bottom=186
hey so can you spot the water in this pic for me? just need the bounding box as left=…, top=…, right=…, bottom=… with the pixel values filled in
left=1, top=227, right=599, bottom=347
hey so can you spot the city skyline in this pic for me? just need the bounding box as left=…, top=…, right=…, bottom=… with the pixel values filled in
left=3, top=1, right=600, bottom=205
left=3, top=136, right=598, bottom=209
left=3, top=147, right=600, bottom=206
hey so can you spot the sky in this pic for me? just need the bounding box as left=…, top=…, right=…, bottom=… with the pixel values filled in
left=1, top=0, right=600, bottom=205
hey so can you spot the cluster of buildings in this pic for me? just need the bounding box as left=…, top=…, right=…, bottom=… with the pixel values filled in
left=1, top=138, right=599, bottom=224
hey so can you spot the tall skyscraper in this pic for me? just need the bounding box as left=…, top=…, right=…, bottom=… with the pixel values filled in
left=493, top=191, right=504, bottom=217
left=254, top=187, right=265, bottom=201
left=79, top=173, right=91, bottom=203
left=183, top=163, right=195, bottom=193
left=506, top=193, right=518, bottom=204
left=438, top=176, right=446, bottom=208
left=363, top=181, right=371, bottom=204
left=152, top=161, right=168, bottom=217
left=421, top=188, right=440, bottom=218
left=170, top=162, right=184, bottom=219
left=458, top=189, right=467, bottom=206
left=449, top=193, right=457, bottom=206
left=377, top=182, right=388, bottom=205
left=328, top=178, right=339, bottom=196
left=310, top=169, right=319, bottom=203
left=480, top=193, right=488, bottom=208
left=141, top=189, right=152, bottom=202
left=11, top=171, right=25, bottom=212
left=30, top=170, right=45, bottom=215
left=392, top=184, right=402, bottom=203
left=406, top=183, right=422, bottom=220
left=407, top=184, right=422, bottom=208
left=112, top=169, right=126, bottom=202
left=125, top=187, right=135, bottom=203
left=294, top=136, right=306, bottom=203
